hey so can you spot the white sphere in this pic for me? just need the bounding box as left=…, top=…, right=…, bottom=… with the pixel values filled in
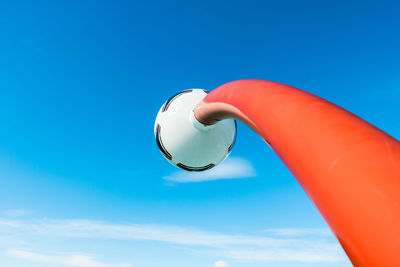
left=154, top=89, right=237, bottom=171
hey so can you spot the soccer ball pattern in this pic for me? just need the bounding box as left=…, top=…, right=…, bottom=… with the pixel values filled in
left=154, top=89, right=237, bottom=171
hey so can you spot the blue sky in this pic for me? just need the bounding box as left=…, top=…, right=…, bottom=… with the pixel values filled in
left=0, top=1, right=399, bottom=266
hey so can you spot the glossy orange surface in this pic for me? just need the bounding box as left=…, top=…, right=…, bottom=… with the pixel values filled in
left=197, top=79, right=400, bottom=266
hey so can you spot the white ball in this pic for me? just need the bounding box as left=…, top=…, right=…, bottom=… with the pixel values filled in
left=154, top=89, right=237, bottom=171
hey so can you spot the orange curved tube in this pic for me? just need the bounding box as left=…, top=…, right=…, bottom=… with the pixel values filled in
left=194, top=79, right=400, bottom=267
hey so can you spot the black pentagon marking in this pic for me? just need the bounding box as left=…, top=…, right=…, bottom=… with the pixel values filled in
left=203, top=89, right=210, bottom=94
left=162, top=89, right=193, bottom=112
left=228, top=120, right=237, bottom=153
left=155, top=124, right=172, bottom=160
left=177, top=163, right=215, bottom=172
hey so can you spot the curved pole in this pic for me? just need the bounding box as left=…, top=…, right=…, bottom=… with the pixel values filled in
left=194, top=79, right=400, bottom=267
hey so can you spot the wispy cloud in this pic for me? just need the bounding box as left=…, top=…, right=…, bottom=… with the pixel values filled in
left=2, top=209, right=34, bottom=218
left=6, top=249, right=132, bottom=267
left=214, top=260, right=229, bottom=267
left=218, top=247, right=341, bottom=262
left=163, top=157, right=256, bottom=183
left=0, top=217, right=347, bottom=263
left=264, top=228, right=332, bottom=237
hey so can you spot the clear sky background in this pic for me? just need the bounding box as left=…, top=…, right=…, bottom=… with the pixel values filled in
left=0, top=1, right=399, bottom=267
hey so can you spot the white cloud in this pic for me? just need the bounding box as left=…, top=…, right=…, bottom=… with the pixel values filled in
left=214, top=260, right=229, bottom=267
left=6, top=249, right=132, bottom=267
left=163, top=157, right=256, bottom=183
left=220, top=247, right=341, bottom=262
left=0, top=217, right=348, bottom=263
left=264, top=228, right=332, bottom=237
left=2, top=209, right=34, bottom=218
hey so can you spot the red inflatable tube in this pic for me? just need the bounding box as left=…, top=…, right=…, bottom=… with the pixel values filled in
left=194, top=79, right=400, bottom=267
